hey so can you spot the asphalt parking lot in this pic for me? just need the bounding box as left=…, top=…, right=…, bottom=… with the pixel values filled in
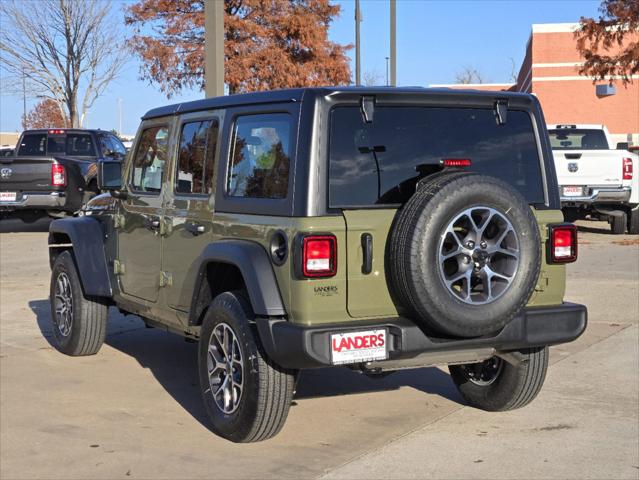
left=1, top=220, right=638, bottom=480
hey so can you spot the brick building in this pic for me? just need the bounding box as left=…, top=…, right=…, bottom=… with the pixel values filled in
left=432, top=23, right=639, bottom=146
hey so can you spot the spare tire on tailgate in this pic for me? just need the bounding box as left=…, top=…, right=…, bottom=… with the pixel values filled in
left=389, top=172, right=541, bottom=338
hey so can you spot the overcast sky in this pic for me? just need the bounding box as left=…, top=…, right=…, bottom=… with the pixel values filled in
left=0, top=0, right=601, bottom=136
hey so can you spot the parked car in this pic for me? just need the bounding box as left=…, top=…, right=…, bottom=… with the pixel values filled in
left=0, top=128, right=126, bottom=220
left=0, top=146, right=14, bottom=157
left=47, top=87, right=586, bottom=442
left=547, top=124, right=639, bottom=234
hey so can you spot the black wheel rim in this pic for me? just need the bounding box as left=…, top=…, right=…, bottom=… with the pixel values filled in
left=459, top=357, right=503, bottom=386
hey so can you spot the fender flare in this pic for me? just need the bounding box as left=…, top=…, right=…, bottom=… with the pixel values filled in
left=189, top=240, right=286, bottom=324
left=49, top=217, right=112, bottom=297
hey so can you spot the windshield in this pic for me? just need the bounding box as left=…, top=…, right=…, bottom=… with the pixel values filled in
left=329, top=106, right=545, bottom=207
left=547, top=129, right=609, bottom=150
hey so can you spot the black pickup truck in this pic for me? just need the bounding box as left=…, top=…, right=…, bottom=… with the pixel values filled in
left=0, top=129, right=126, bottom=219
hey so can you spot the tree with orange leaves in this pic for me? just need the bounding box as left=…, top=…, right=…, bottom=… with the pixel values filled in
left=125, top=0, right=352, bottom=96
left=23, top=99, right=70, bottom=130
left=575, top=0, right=639, bottom=86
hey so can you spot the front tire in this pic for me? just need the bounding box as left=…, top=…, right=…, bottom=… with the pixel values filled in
left=198, top=291, right=296, bottom=443
left=448, top=346, right=549, bottom=411
left=49, top=250, right=108, bottom=356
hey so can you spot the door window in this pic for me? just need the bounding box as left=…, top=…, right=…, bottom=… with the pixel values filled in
left=109, top=135, right=127, bottom=155
left=176, top=119, right=219, bottom=195
left=130, top=126, right=169, bottom=193
left=227, top=113, right=291, bottom=199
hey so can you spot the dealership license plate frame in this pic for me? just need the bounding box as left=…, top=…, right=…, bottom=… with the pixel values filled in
left=330, top=329, right=388, bottom=365
left=563, top=186, right=583, bottom=197
left=0, top=192, right=17, bottom=202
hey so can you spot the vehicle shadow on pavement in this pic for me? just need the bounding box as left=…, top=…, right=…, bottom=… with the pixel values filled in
left=0, top=215, right=52, bottom=233
left=30, top=299, right=465, bottom=430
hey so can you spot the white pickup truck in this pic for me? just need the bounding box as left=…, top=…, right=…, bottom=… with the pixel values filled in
left=547, top=124, right=638, bottom=234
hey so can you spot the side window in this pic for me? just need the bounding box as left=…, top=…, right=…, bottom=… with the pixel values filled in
left=130, top=126, right=169, bottom=193
left=65, top=134, right=96, bottom=156
left=227, top=113, right=291, bottom=199
left=98, top=135, right=112, bottom=156
left=17, top=134, right=46, bottom=156
left=176, top=119, right=218, bottom=195
left=109, top=135, right=127, bottom=155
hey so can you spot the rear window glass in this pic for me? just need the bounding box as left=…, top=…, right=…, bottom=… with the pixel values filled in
left=329, top=106, right=545, bottom=207
left=548, top=129, right=609, bottom=150
left=17, top=134, right=46, bottom=156
left=18, top=133, right=97, bottom=156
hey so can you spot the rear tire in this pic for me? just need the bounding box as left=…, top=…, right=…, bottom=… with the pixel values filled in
left=198, top=291, right=296, bottom=442
left=449, top=346, right=549, bottom=411
left=611, top=212, right=627, bottom=235
left=49, top=250, right=108, bottom=356
left=627, top=206, right=639, bottom=235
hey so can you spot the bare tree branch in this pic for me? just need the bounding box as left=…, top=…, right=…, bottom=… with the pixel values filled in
left=0, top=0, right=128, bottom=127
left=455, top=65, right=486, bottom=84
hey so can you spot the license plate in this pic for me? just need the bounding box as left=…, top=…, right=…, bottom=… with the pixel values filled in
left=330, top=329, right=387, bottom=365
left=0, top=192, right=17, bottom=202
left=563, top=186, right=583, bottom=197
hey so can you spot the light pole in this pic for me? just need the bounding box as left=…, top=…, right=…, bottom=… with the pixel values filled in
left=204, top=0, right=224, bottom=97
left=21, top=67, right=27, bottom=129
left=355, top=0, right=362, bottom=85
left=385, top=57, right=389, bottom=86
left=117, top=98, right=123, bottom=135
left=390, top=0, right=396, bottom=86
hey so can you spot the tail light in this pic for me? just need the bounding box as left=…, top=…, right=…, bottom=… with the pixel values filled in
left=302, top=235, right=337, bottom=277
left=623, top=157, right=633, bottom=180
left=51, top=163, right=66, bottom=187
left=548, top=224, right=578, bottom=263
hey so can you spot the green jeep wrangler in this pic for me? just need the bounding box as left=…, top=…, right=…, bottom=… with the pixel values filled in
left=48, top=87, right=587, bottom=443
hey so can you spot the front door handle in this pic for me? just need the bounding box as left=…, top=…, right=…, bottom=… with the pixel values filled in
left=186, top=222, right=206, bottom=236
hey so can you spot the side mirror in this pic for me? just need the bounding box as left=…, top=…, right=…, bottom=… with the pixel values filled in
left=616, top=142, right=630, bottom=151
left=97, top=160, right=126, bottom=198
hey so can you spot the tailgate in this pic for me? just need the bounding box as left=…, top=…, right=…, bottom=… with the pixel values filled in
left=342, top=209, right=400, bottom=318
left=553, top=150, right=623, bottom=187
left=0, top=156, right=54, bottom=192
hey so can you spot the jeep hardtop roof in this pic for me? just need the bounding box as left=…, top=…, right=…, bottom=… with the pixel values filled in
left=141, top=86, right=536, bottom=121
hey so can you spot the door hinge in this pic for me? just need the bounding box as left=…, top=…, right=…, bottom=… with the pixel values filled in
left=159, top=271, right=173, bottom=288
left=113, top=259, right=125, bottom=275
left=113, top=214, right=125, bottom=229
left=160, top=217, right=172, bottom=236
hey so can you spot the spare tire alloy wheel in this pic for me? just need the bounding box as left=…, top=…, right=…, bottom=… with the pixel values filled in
left=389, top=173, right=541, bottom=338
left=439, top=207, right=519, bottom=305
left=206, top=322, right=244, bottom=414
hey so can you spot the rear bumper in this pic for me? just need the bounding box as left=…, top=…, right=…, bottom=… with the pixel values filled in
left=0, top=191, right=66, bottom=211
left=560, top=186, right=631, bottom=205
left=257, top=302, right=587, bottom=369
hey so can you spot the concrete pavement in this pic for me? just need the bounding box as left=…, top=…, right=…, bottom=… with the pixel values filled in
left=1, top=221, right=638, bottom=479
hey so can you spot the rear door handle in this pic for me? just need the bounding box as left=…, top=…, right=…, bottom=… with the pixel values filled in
left=186, top=222, right=206, bottom=236
left=145, top=218, right=161, bottom=231
left=565, top=153, right=582, bottom=160
left=361, top=233, right=373, bottom=274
